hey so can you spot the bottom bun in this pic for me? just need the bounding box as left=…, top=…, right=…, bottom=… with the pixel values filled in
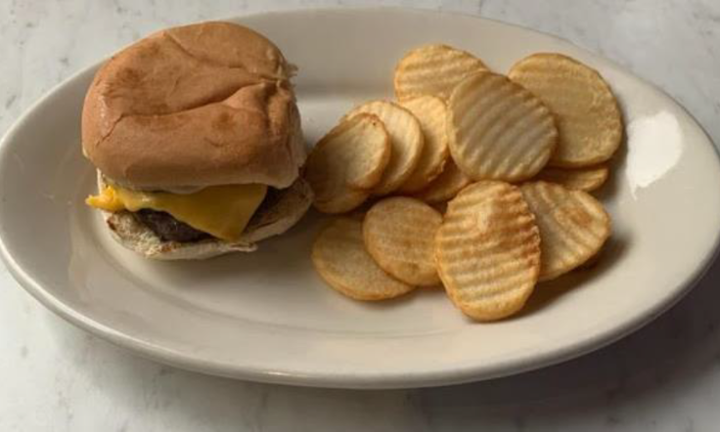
left=101, top=176, right=313, bottom=260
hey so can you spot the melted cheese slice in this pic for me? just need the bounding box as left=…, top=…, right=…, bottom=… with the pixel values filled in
left=86, top=184, right=267, bottom=241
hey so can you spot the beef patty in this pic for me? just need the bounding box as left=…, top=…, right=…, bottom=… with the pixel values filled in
left=133, top=187, right=282, bottom=243
left=133, top=209, right=210, bottom=242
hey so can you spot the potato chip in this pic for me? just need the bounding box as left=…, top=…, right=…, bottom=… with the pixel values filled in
left=363, top=197, right=442, bottom=286
left=346, top=100, right=424, bottom=195
left=534, top=165, right=609, bottom=192
left=447, top=71, right=558, bottom=182
left=435, top=181, right=541, bottom=321
left=394, top=44, right=488, bottom=101
left=312, top=218, right=415, bottom=300
left=305, top=114, right=391, bottom=213
left=397, top=96, right=450, bottom=193
left=413, top=159, right=471, bottom=204
left=520, top=181, right=611, bottom=281
left=509, top=53, right=623, bottom=168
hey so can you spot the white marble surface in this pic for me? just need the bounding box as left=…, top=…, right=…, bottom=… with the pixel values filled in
left=1, top=0, right=720, bottom=430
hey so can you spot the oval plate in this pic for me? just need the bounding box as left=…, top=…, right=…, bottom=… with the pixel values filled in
left=1, top=8, right=719, bottom=389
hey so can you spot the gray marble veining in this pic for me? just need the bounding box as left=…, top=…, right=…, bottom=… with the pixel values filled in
left=1, top=1, right=720, bottom=431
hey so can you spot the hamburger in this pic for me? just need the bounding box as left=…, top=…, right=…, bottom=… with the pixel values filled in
left=83, top=22, right=312, bottom=259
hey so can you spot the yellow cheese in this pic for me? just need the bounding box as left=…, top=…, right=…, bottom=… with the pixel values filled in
left=86, top=183, right=267, bottom=241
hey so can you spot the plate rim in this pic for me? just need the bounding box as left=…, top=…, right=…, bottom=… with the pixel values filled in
left=1, top=6, right=720, bottom=389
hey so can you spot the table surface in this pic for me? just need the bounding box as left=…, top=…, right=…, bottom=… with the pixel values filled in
left=2, top=1, right=720, bottom=431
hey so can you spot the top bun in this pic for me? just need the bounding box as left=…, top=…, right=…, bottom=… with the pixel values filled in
left=82, top=21, right=306, bottom=190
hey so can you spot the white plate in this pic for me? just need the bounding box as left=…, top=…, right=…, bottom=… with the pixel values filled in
left=1, top=8, right=719, bottom=389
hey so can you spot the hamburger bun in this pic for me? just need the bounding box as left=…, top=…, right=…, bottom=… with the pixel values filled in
left=82, top=21, right=306, bottom=190
left=99, top=173, right=313, bottom=259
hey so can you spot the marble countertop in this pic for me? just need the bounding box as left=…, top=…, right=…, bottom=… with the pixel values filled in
left=2, top=0, right=720, bottom=430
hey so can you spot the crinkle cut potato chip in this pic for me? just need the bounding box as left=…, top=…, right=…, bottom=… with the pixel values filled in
left=435, top=181, right=541, bottom=321
left=364, top=197, right=442, bottom=286
left=447, top=71, right=558, bottom=182
left=520, top=181, right=611, bottom=281
left=534, top=165, right=609, bottom=192
left=397, top=96, right=450, bottom=193
left=305, top=113, right=391, bottom=214
left=508, top=53, right=623, bottom=168
left=311, top=218, right=415, bottom=301
left=394, top=44, right=488, bottom=101
left=413, top=159, right=471, bottom=204
left=346, top=100, right=424, bottom=195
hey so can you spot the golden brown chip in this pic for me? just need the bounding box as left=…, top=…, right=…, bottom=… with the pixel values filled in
left=447, top=71, right=558, bottom=182
left=397, top=96, right=450, bottom=193
left=346, top=100, right=424, bottom=195
left=520, top=181, right=611, bottom=281
left=413, top=160, right=471, bottom=204
left=312, top=218, right=415, bottom=301
left=508, top=53, right=623, bottom=168
left=394, top=44, right=488, bottom=101
left=435, top=181, right=541, bottom=321
left=534, top=165, right=609, bottom=192
left=363, top=197, right=442, bottom=286
left=305, top=114, right=391, bottom=213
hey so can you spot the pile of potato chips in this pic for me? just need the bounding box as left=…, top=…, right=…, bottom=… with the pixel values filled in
left=308, top=44, right=621, bottom=321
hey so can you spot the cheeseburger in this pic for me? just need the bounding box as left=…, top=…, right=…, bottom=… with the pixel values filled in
left=83, top=22, right=311, bottom=259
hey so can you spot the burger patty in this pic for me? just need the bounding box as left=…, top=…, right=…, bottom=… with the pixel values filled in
left=134, top=209, right=210, bottom=243
left=132, top=187, right=282, bottom=243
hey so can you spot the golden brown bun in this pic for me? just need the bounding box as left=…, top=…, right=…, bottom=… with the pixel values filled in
left=82, top=21, right=305, bottom=190
left=100, top=174, right=313, bottom=260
